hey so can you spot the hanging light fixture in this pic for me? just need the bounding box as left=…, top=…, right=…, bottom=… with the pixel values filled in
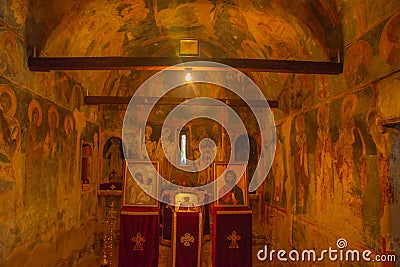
left=185, top=68, right=192, bottom=82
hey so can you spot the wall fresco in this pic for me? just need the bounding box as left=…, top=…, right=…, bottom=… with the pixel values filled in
left=102, top=137, right=124, bottom=183
left=339, top=0, right=400, bottom=44
left=380, top=12, right=400, bottom=67
left=344, top=40, right=373, bottom=87
left=0, top=30, right=27, bottom=83
left=2, top=0, right=400, bottom=265
left=315, top=103, right=334, bottom=211
left=0, top=74, right=101, bottom=262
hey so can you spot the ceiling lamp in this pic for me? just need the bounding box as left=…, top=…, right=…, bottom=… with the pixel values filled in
left=185, top=68, right=192, bottom=82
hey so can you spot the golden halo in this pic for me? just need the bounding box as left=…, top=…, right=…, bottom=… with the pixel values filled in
left=64, top=114, right=74, bottom=135
left=0, top=84, right=17, bottom=117
left=341, top=94, right=358, bottom=119
left=28, top=100, right=42, bottom=126
left=343, top=40, right=373, bottom=85
left=380, top=13, right=400, bottom=66
left=366, top=108, right=378, bottom=125
left=48, top=105, right=60, bottom=129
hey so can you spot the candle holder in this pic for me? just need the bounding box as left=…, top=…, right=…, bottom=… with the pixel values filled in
left=101, top=202, right=117, bottom=267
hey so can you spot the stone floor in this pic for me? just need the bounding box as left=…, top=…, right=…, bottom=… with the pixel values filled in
left=81, top=239, right=286, bottom=267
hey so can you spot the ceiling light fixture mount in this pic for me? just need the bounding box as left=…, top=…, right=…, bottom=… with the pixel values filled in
left=179, top=39, right=199, bottom=57
left=185, top=68, right=192, bottom=82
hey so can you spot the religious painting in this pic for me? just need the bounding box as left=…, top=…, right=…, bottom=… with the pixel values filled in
left=380, top=12, right=400, bottom=67
left=25, top=99, right=43, bottom=202
left=344, top=40, right=373, bottom=87
left=271, top=127, right=286, bottom=205
left=292, top=113, right=310, bottom=214
left=190, top=122, right=218, bottom=185
left=0, top=84, right=19, bottom=166
left=141, top=123, right=160, bottom=161
left=329, top=90, right=373, bottom=219
left=213, top=162, right=248, bottom=208
left=190, top=123, right=212, bottom=161
left=148, top=123, right=177, bottom=179
left=102, top=137, right=124, bottom=183
left=289, top=74, right=315, bottom=110
left=314, top=103, right=334, bottom=212
left=0, top=31, right=17, bottom=77
left=316, top=75, right=332, bottom=100
left=123, top=160, right=159, bottom=208
left=175, top=192, right=199, bottom=211
left=234, top=133, right=260, bottom=179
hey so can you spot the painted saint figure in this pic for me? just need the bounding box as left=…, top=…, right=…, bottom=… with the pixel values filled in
left=0, top=87, right=20, bottom=181
left=380, top=13, right=400, bottom=67
left=155, top=127, right=175, bottom=178
left=272, top=129, right=285, bottom=202
left=314, top=104, right=334, bottom=210
left=294, top=114, right=309, bottom=213
left=143, top=125, right=157, bottom=159
left=25, top=100, right=43, bottom=202
left=104, top=137, right=124, bottom=181
left=334, top=94, right=366, bottom=217
left=129, top=172, right=152, bottom=205
left=62, top=115, right=75, bottom=190
left=0, top=32, right=17, bottom=77
left=334, top=95, right=357, bottom=200
left=43, top=105, right=60, bottom=158
left=367, top=108, right=392, bottom=210
left=218, top=170, right=244, bottom=206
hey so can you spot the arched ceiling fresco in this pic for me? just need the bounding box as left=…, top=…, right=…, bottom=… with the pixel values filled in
left=23, top=0, right=342, bottom=98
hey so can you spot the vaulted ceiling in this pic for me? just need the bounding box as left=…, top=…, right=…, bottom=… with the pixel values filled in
left=23, top=0, right=343, bottom=100
left=27, top=0, right=341, bottom=59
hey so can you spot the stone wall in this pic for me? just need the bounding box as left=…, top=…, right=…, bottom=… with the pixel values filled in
left=0, top=5, right=101, bottom=265
left=264, top=4, right=400, bottom=265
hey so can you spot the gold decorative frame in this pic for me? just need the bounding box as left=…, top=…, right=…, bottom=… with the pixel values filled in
left=175, top=192, right=200, bottom=212
left=179, top=39, right=199, bottom=56
left=213, top=162, right=248, bottom=208
left=122, top=160, right=159, bottom=208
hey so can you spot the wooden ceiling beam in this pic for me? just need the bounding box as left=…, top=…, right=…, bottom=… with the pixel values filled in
left=28, top=56, right=342, bottom=74
left=85, top=96, right=278, bottom=108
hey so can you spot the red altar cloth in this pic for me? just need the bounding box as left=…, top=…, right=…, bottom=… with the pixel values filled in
left=160, top=204, right=173, bottom=245
left=119, top=210, right=159, bottom=267
left=212, top=209, right=252, bottom=267
left=172, top=211, right=203, bottom=267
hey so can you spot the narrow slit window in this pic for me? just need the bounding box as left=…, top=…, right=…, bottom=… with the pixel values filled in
left=179, top=128, right=189, bottom=166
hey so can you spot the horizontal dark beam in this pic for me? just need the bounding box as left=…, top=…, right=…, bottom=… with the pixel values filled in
left=85, top=96, right=278, bottom=108
left=28, top=56, right=342, bottom=74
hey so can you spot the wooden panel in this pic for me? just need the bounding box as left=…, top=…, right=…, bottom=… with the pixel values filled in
left=84, top=96, right=278, bottom=108
left=28, top=56, right=342, bottom=74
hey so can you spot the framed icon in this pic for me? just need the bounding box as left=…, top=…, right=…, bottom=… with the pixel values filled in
left=179, top=39, right=199, bottom=56
left=213, top=162, right=248, bottom=208
left=175, top=192, right=200, bottom=212
left=123, top=160, right=159, bottom=208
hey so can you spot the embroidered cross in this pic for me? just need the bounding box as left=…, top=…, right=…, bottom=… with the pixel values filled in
left=180, top=233, right=194, bottom=247
left=132, top=232, right=146, bottom=251
left=228, top=231, right=241, bottom=249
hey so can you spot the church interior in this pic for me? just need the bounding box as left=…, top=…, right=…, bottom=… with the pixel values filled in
left=1, top=0, right=400, bottom=266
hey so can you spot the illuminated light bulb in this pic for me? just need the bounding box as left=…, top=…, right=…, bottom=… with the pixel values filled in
left=185, top=72, right=192, bottom=82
